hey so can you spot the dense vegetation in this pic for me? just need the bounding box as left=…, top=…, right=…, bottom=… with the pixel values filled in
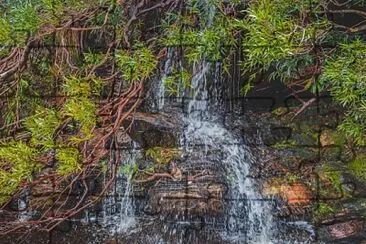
left=0, top=0, right=365, bottom=234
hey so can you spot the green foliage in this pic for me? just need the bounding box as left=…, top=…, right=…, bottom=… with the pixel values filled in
left=62, top=97, right=97, bottom=141
left=318, top=164, right=343, bottom=190
left=1, top=75, right=101, bottom=205
left=10, top=2, right=41, bottom=34
left=63, top=76, right=93, bottom=96
left=0, top=0, right=101, bottom=47
left=0, top=18, right=12, bottom=47
left=241, top=0, right=328, bottom=78
left=24, top=107, right=61, bottom=149
left=84, top=52, right=106, bottom=67
left=56, top=148, right=82, bottom=176
left=320, top=40, right=366, bottom=145
left=115, top=45, right=157, bottom=82
left=163, top=68, right=192, bottom=95
left=241, top=82, right=254, bottom=96
left=0, top=141, right=41, bottom=205
left=239, top=1, right=366, bottom=144
left=162, top=11, right=237, bottom=64
left=61, top=76, right=102, bottom=142
left=349, top=155, right=366, bottom=181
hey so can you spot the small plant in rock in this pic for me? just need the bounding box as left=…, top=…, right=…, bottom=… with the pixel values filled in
left=314, top=202, right=335, bottom=219
left=118, top=163, right=139, bottom=180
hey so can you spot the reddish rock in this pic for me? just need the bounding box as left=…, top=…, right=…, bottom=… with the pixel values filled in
left=262, top=180, right=312, bottom=205
left=282, top=183, right=312, bottom=205
left=327, top=220, right=361, bottom=239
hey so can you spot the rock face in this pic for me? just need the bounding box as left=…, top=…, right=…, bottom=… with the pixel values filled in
left=122, top=111, right=227, bottom=219
left=121, top=111, right=227, bottom=240
left=143, top=158, right=227, bottom=217
left=262, top=181, right=312, bottom=205
left=123, top=112, right=178, bottom=148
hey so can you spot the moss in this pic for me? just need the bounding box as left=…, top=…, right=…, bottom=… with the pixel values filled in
left=270, top=140, right=298, bottom=149
left=0, top=141, right=42, bottom=205
left=316, top=163, right=349, bottom=199
left=145, top=147, right=182, bottom=165
left=118, top=163, right=139, bottom=180
left=349, top=155, right=366, bottom=181
left=318, top=165, right=343, bottom=189
left=330, top=130, right=348, bottom=146
left=271, top=107, right=287, bottom=117
left=287, top=173, right=301, bottom=183
left=314, top=202, right=335, bottom=218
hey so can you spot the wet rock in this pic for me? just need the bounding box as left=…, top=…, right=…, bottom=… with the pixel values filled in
left=140, top=156, right=226, bottom=218
left=105, top=239, right=118, bottom=244
left=123, top=112, right=179, bottom=148
left=282, top=183, right=312, bottom=205
left=271, top=126, right=292, bottom=141
left=327, top=220, right=362, bottom=239
left=262, top=179, right=312, bottom=216
left=145, top=181, right=225, bottom=217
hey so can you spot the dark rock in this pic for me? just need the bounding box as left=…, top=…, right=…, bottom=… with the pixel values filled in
left=123, top=112, right=179, bottom=149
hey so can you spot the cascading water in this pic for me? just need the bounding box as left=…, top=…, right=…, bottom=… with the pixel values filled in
left=180, top=54, right=275, bottom=243
left=154, top=48, right=174, bottom=110
left=99, top=143, right=139, bottom=235
left=177, top=2, right=275, bottom=241
left=94, top=2, right=316, bottom=243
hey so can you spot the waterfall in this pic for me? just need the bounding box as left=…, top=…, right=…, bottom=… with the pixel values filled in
left=154, top=48, right=174, bottom=110
left=181, top=55, right=275, bottom=244
left=96, top=2, right=315, bottom=243
left=178, top=2, right=275, bottom=241
left=100, top=143, right=139, bottom=234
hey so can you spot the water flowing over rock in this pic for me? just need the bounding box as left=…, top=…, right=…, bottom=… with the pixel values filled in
left=89, top=3, right=319, bottom=243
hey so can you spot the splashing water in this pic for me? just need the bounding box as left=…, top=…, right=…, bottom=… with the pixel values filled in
left=181, top=57, right=275, bottom=243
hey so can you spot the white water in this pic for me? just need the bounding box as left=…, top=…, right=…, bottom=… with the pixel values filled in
left=154, top=48, right=174, bottom=110
left=100, top=145, right=138, bottom=234
left=177, top=3, right=275, bottom=238
left=180, top=57, right=275, bottom=243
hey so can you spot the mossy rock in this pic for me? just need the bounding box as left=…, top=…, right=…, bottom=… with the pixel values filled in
left=145, top=147, right=182, bottom=165
left=271, top=107, right=288, bottom=117
left=314, top=202, right=336, bottom=220
left=348, top=155, right=366, bottom=181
